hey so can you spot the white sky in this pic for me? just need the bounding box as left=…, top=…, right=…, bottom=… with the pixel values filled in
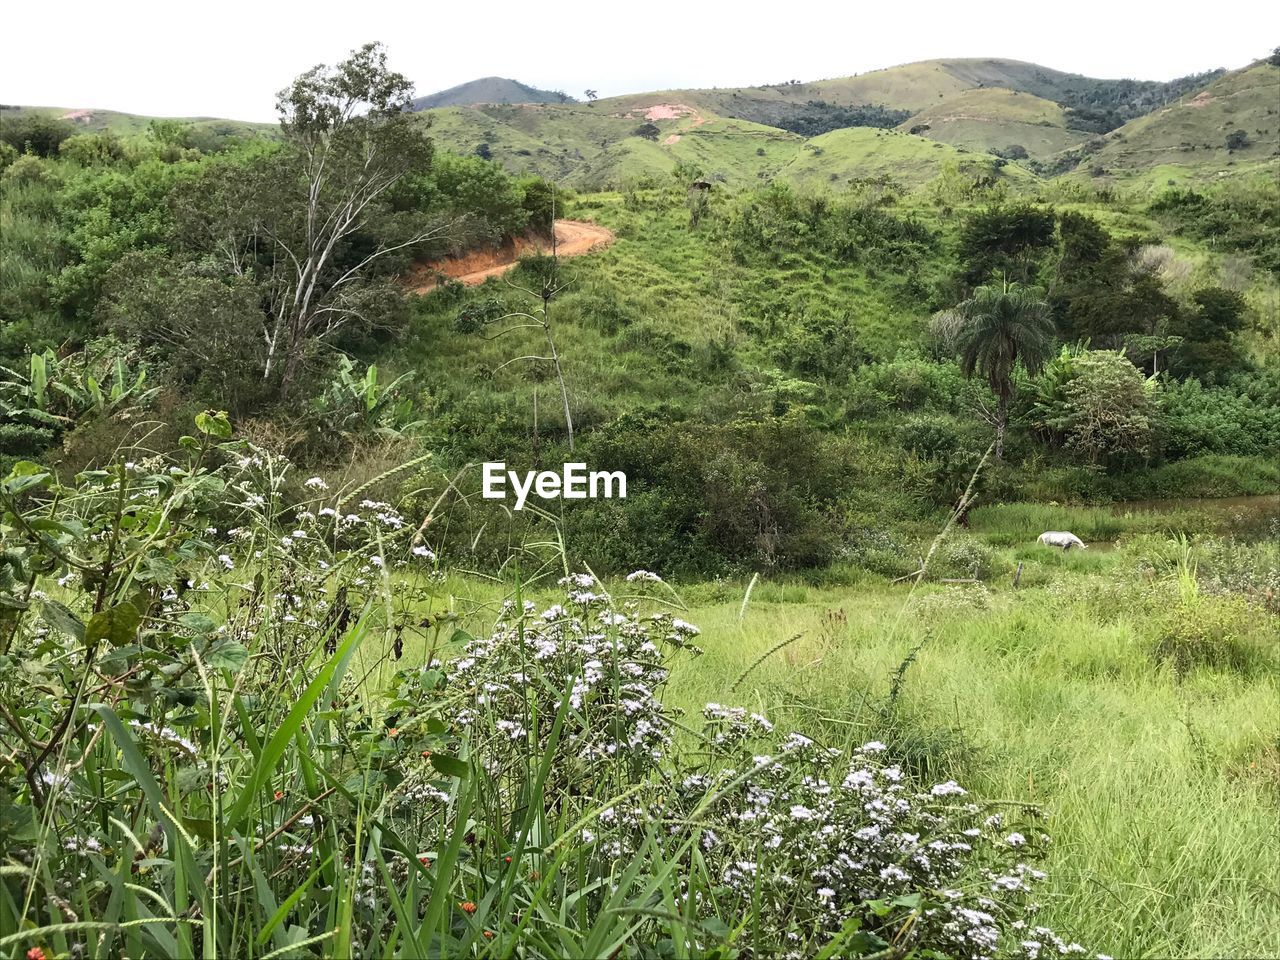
left=3, top=0, right=1276, bottom=122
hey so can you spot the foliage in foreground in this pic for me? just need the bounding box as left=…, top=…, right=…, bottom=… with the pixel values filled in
left=0, top=436, right=1097, bottom=958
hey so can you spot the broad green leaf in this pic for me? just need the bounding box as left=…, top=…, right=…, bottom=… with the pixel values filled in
left=207, top=639, right=248, bottom=672
left=428, top=753, right=469, bottom=779
left=179, top=612, right=216, bottom=634
left=84, top=601, right=141, bottom=647
left=194, top=409, right=232, bottom=438
left=3, top=462, right=51, bottom=494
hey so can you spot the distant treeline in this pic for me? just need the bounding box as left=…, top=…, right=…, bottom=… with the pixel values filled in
left=1056, top=69, right=1226, bottom=133
left=722, top=99, right=912, bottom=136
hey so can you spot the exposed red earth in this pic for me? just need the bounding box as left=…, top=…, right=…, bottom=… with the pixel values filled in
left=407, top=219, right=614, bottom=293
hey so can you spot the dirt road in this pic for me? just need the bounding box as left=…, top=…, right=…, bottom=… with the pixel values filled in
left=408, top=219, right=614, bottom=293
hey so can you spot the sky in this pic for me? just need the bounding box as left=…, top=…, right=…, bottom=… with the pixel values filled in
left=4, top=0, right=1277, bottom=122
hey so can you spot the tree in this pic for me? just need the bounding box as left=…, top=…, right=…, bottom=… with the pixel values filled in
left=933, top=281, right=1057, bottom=459
left=1168, top=286, right=1248, bottom=375
left=1225, top=129, right=1250, bottom=151
left=175, top=43, right=445, bottom=398
left=584, top=89, right=599, bottom=103
left=1035, top=351, right=1155, bottom=466
left=0, top=114, right=73, bottom=157
left=956, top=203, right=1056, bottom=285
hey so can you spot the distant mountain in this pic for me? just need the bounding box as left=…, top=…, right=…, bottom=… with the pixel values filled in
left=409, top=77, right=574, bottom=111
left=410, top=57, right=1240, bottom=190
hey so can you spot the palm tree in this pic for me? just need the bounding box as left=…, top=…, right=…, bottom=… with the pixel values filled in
left=933, top=281, right=1057, bottom=460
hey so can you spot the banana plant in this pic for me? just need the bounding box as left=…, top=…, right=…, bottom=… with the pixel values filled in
left=312, top=355, right=425, bottom=437
left=0, top=342, right=158, bottom=423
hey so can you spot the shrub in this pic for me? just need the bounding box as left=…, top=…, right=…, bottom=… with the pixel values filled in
left=1034, top=351, right=1156, bottom=468
left=1152, top=595, right=1270, bottom=678
left=0, top=113, right=74, bottom=157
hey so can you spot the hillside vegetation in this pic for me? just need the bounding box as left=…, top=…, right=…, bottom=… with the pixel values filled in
left=1072, top=60, right=1280, bottom=185
left=897, top=88, right=1087, bottom=160
left=2, top=41, right=1279, bottom=960
left=404, top=56, right=1273, bottom=190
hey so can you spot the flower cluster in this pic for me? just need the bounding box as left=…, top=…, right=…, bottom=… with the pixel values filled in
left=663, top=716, right=1090, bottom=960
left=441, top=573, right=701, bottom=783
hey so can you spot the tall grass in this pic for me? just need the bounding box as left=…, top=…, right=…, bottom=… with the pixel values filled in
left=968, top=501, right=1202, bottom=546
left=660, top=551, right=1280, bottom=957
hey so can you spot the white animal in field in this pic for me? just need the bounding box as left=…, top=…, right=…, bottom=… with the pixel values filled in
left=1037, top=531, right=1087, bottom=550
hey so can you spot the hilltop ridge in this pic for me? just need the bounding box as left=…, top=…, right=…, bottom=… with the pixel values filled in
left=409, top=76, right=573, bottom=110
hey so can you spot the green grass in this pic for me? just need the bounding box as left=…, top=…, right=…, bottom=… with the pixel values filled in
left=656, top=550, right=1280, bottom=957
left=898, top=88, right=1088, bottom=160
left=778, top=126, right=1035, bottom=189
left=967, top=501, right=1203, bottom=546
left=402, top=188, right=936, bottom=434
left=377, top=520, right=1280, bottom=957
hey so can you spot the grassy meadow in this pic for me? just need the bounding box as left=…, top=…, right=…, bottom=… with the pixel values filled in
left=364, top=501, right=1280, bottom=958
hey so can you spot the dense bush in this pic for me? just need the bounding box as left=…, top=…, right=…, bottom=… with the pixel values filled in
left=0, top=112, right=75, bottom=157
left=721, top=182, right=936, bottom=269
left=1149, top=179, right=1280, bottom=277
left=1159, top=372, right=1280, bottom=458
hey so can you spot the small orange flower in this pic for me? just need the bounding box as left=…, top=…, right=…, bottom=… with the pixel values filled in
left=420, top=749, right=432, bottom=758
left=459, top=900, right=477, bottom=914
left=273, top=790, right=284, bottom=802
left=483, top=930, right=494, bottom=939
left=388, top=727, right=399, bottom=738
left=419, top=856, right=431, bottom=867
left=503, top=856, right=512, bottom=864
left=27, top=948, right=47, bottom=960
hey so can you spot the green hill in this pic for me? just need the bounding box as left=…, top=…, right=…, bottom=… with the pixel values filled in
left=897, top=87, right=1088, bottom=160
left=776, top=126, right=1029, bottom=188
left=420, top=102, right=803, bottom=188
left=0, top=104, right=273, bottom=139
left=1073, top=61, right=1280, bottom=186
left=595, top=58, right=1222, bottom=129
left=413, top=58, right=1242, bottom=189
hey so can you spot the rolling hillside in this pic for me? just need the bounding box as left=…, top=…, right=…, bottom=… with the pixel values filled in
left=1075, top=60, right=1280, bottom=185
left=0, top=104, right=273, bottom=139
left=12, top=56, right=1268, bottom=191
left=412, top=58, right=1256, bottom=189
left=592, top=58, right=1223, bottom=127
left=896, top=87, right=1089, bottom=160
left=777, top=126, right=1024, bottom=188
left=421, top=101, right=804, bottom=188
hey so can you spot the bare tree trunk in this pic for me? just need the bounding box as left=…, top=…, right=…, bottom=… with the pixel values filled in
left=995, top=391, right=1010, bottom=461
left=279, top=347, right=304, bottom=400
left=545, top=328, right=574, bottom=452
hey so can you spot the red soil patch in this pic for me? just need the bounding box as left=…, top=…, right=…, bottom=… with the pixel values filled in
left=406, top=219, right=614, bottom=293
left=644, top=103, right=695, bottom=121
